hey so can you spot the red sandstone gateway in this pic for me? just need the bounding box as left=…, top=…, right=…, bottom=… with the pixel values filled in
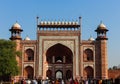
left=9, top=17, right=108, bottom=81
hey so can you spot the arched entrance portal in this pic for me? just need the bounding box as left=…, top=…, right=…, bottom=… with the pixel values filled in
left=56, top=70, right=63, bottom=79
left=46, top=43, right=73, bottom=79
left=24, top=66, right=34, bottom=79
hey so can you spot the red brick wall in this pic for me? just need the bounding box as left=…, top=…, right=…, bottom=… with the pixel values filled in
left=108, top=69, right=120, bottom=79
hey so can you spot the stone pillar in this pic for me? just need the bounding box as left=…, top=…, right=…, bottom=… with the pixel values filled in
left=63, top=56, right=65, bottom=63
left=53, top=56, right=55, bottom=63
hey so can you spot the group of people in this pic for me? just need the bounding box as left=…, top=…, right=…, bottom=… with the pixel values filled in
left=20, top=78, right=80, bottom=84
left=19, top=78, right=114, bottom=84
left=21, top=78, right=39, bottom=84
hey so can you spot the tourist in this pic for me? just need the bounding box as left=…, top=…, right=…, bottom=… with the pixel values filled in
left=37, top=78, right=42, bottom=84
left=74, top=79, right=78, bottom=84
left=32, top=79, right=38, bottom=84
left=26, top=79, right=31, bottom=84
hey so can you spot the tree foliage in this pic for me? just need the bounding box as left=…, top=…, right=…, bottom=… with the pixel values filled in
left=0, top=39, right=19, bottom=79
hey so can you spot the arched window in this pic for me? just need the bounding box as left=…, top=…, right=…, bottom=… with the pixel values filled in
left=24, top=49, right=34, bottom=61
left=83, top=49, right=93, bottom=62
left=55, top=56, right=63, bottom=63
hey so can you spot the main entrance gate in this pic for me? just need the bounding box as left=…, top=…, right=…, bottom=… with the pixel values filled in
left=46, top=43, right=73, bottom=80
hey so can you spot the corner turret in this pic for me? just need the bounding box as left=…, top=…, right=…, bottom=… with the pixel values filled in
left=95, top=22, right=109, bottom=79
left=95, top=23, right=108, bottom=40
left=9, top=22, right=23, bottom=40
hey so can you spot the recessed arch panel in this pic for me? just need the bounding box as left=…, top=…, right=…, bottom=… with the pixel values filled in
left=23, top=66, right=34, bottom=79
left=46, top=69, right=52, bottom=79
left=66, top=70, right=72, bottom=80
left=24, top=48, right=34, bottom=61
left=83, top=48, right=93, bottom=62
left=84, top=66, right=94, bottom=79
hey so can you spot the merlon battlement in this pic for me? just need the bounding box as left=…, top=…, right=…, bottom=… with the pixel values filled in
left=37, top=21, right=80, bottom=28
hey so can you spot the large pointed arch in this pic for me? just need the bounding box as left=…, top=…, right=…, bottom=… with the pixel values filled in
left=46, top=43, right=73, bottom=64
left=45, top=43, right=73, bottom=79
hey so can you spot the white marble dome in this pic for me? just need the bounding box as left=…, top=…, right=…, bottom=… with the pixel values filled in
left=88, top=36, right=95, bottom=41
left=12, top=22, right=21, bottom=29
left=24, top=36, right=31, bottom=40
left=98, top=23, right=106, bottom=29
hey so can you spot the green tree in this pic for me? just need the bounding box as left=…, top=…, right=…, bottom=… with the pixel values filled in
left=0, top=39, right=19, bottom=81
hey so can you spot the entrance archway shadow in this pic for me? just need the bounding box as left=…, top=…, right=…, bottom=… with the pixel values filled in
left=46, top=43, right=73, bottom=64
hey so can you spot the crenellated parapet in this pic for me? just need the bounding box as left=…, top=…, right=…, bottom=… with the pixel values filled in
left=37, top=18, right=81, bottom=31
